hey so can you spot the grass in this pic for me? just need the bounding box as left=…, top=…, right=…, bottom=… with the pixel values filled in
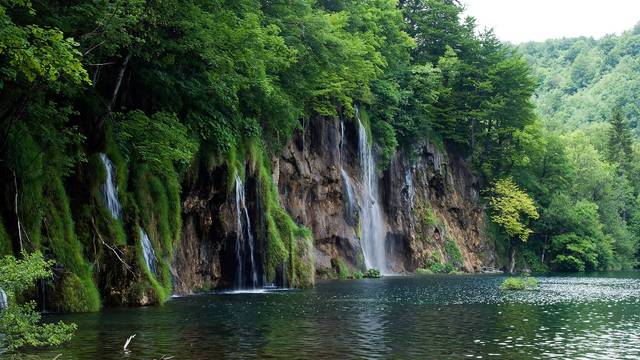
left=500, top=275, right=539, bottom=290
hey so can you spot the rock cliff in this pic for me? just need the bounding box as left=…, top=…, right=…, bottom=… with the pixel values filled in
left=173, top=116, right=497, bottom=293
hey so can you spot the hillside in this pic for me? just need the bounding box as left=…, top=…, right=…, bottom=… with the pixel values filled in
left=519, top=23, right=640, bottom=133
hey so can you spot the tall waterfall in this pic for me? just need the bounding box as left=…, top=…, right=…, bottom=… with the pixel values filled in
left=99, top=153, right=122, bottom=219
left=139, top=228, right=157, bottom=276
left=356, top=109, right=389, bottom=274
left=234, top=174, right=259, bottom=289
left=0, top=288, right=7, bottom=310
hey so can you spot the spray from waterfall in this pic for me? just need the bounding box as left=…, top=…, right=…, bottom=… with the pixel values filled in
left=355, top=107, right=389, bottom=274
left=139, top=228, right=157, bottom=276
left=234, top=173, right=259, bottom=289
left=100, top=153, right=122, bottom=219
left=0, top=288, right=7, bottom=310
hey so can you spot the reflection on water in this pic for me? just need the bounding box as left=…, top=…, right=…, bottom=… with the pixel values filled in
left=31, top=273, right=640, bottom=359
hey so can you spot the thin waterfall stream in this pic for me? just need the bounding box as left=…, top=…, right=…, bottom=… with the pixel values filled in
left=139, top=228, right=157, bottom=276
left=355, top=108, right=389, bottom=274
left=0, top=288, right=7, bottom=310
left=99, top=153, right=122, bottom=219
left=234, top=173, right=259, bottom=289
left=340, top=119, right=357, bottom=223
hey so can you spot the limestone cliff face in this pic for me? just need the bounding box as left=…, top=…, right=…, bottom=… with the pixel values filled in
left=173, top=116, right=496, bottom=293
left=274, top=116, right=496, bottom=276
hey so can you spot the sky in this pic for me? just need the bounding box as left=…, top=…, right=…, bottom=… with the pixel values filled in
left=461, top=0, right=640, bottom=44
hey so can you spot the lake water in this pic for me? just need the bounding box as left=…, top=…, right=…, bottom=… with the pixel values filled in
left=30, top=273, right=640, bottom=359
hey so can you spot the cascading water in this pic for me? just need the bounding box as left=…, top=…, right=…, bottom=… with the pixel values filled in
left=234, top=174, right=259, bottom=289
left=341, top=169, right=357, bottom=223
left=139, top=228, right=157, bottom=276
left=355, top=108, right=389, bottom=274
left=99, top=153, right=122, bottom=219
left=0, top=288, right=7, bottom=310
left=405, top=167, right=415, bottom=206
left=340, top=119, right=357, bottom=223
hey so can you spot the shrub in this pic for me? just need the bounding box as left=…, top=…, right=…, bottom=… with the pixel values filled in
left=500, top=275, right=539, bottom=290
left=363, top=268, right=382, bottom=278
left=352, top=271, right=364, bottom=279
left=415, top=268, right=433, bottom=275
left=0, top=252, right=77, bottom=351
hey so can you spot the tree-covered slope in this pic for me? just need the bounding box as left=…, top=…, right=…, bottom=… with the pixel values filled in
left=519, top=24, right=640, bottom=132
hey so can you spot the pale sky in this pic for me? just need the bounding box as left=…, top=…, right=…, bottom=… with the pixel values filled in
left=462, top=0, right=640, bottom=44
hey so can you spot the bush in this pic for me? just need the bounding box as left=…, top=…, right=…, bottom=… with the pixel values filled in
left=500, top=275, right=539, bottom=290
left=363, top=268, right=382, bottom=278
left=0, top=252, right=77, bottom=351
left=352, top=271, right=364, bottom=279
left=415, top=268, right=433, bottom=275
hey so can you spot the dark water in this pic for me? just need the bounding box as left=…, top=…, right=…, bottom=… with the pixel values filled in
left=30, top=273, right=640, bottom=359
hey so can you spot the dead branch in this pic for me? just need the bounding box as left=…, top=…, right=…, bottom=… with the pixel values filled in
left=91, top=216, right=133, bottom=274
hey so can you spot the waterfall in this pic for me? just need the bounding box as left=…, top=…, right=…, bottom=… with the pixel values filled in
left=341, top=169, right=357, bottom=223
left=405, top=167, right=415, bottom=206
left=340, top=119, right=357, bottom=222
left=356, top=108, right=389, bottom=274
left=99, top=153, right=122, bottom=219
left=139, top=228, right=157, bottom=276
left=0, top=288, right=7, bottom=310
left=234, top=174, right=259, bottom=289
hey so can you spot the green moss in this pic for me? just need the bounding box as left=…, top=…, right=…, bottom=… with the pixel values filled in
left=332, top=258, right=351, bottom=279
left=131, top=165, right=177, bottom=302
left=43, top=174, right=100, bottom=312
left=6, top=123, right=44, bottom=249
left=355, top=253, right=366, bottom=271
left=444, top=239, right=464, bottom=269
left=422, top=205, right=437, bottom=227
left=415, top=268, right=433, bottom=275
left=53, top=272, right=101, bottom=313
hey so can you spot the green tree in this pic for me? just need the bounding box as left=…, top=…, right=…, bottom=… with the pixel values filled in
left=0, top=252, right=76, bottom=351
left=607, top=107, right=634, bottom=175
left=489, top=177, right=539, bottom=273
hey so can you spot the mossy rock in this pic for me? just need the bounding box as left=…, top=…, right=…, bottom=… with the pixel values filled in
left=51, top=272, right=101, bottom=313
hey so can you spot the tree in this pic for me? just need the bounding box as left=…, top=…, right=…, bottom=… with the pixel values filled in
left=607, top=107, right=634, bottom=175
left=488, top=177, right=539, bottom=273
left=0, top=252, right=76, bottom=351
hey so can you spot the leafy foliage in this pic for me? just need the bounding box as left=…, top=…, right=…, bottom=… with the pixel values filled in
left=489, top=178, right=539, bottom=242
left=0, top=252, right=77, bottom=351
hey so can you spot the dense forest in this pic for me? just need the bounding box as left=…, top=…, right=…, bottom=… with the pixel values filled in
left=517, top=26, right=640, bottom=272
left=0, top=0, right=638, bottom=316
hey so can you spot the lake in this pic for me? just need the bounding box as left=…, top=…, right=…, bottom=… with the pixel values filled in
left=31, top=273, right=640, bottom=359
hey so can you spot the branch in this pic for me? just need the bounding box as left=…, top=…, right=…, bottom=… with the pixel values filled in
left=13, top=171, right=23, bottom=252
left=91, top=217, right=133, bottom=274
left=108, top=53, right=131, bottom=113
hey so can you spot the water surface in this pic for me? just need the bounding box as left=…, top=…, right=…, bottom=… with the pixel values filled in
left=32, top=273, right=640, bottom=359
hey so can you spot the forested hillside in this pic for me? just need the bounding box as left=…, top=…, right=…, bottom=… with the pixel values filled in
left=0, top=0, right=638, bottom=313
left=515, top=25, right=640, bottom=272
left=520, top=25, right=640, bottom=132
